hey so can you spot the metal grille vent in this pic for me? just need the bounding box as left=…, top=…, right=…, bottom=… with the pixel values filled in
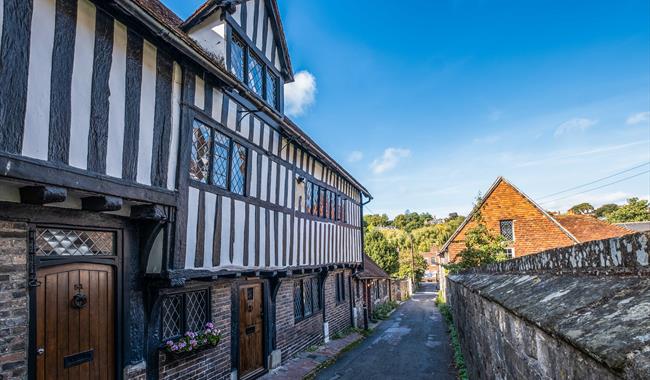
left=35, top=228, right=114, bottom=256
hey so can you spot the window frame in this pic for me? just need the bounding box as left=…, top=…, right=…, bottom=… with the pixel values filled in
left=190, top=119, right=248, bottom=196
left=335, top=272, right=346, bottom=304
left=160, top=286, right=212, bottom=342
left=229, top=30, right=280, bottom=110
left=303, top=180, right=352, bottom=224
left=499, top=219, right=515, bottom=241
left=294, top=276, right=322, bottom=322
left=505, top=247, right=515, bottom=259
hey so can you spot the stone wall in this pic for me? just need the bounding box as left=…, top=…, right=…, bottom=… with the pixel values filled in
left=447, top=232, right=650, bottom=379
left=0, top=221, right=28, bottom=380
left=390, top=278, right=411, bottom=302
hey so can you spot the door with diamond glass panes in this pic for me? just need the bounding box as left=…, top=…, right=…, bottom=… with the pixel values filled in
left=239, top=283, right=264, bottom=379
left=32, top=227, right=117, bottom=380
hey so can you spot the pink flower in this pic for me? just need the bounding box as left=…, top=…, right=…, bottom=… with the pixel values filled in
left=206, top=322, right=214, bottom=329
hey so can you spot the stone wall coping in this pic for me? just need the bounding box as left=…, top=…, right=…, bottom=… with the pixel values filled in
left=460, top=232, right=649, bottom=275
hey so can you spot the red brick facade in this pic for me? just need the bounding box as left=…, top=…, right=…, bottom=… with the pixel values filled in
left=0, top=222, right=28, bottom=380
left=158, top=280, right=233, bottom=380
left=324, top=269, right=353, bottom=337
left=445, top=179, right=576, bottom=262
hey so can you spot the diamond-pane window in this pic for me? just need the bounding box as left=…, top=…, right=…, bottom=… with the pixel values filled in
left=500, top=220, right=514, bottom=241
left=35, top=228, right=114, bottom=256
left=190, top=121, right=211, bottom=183
left=212, top=131, right=230, bottom=189
left=230, top=143, right=247, bottom=195
left=305, top=182, right=313, bottom=214
left=248, top=53, right=264, bottom=96
left=186, top=290, right=209, bottom=332
left=266, top=71, right=278, bottom=109
left=230, top=36, right=245, bottom=81
left=312, top=184, right=319, bottom=215
left=303, top=279, right=313, bottom=317
left=161, top=294, right=183, bottom=340
left=311, top=277, right=321, bottom=311
left=161, top=289, right=210, bottom=342
left=293, top=282, right=303, bottom=320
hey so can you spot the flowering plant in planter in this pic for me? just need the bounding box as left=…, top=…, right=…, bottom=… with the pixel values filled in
left=164, top=322, right=221, bottom=354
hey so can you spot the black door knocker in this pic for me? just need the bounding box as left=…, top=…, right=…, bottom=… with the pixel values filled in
left=71, top=284, right=88, bottom=309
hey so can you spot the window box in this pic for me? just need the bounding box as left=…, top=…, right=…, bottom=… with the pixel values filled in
left=163, top=322, right=222, bottom=357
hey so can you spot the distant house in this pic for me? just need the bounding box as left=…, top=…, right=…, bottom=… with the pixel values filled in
left=355, top=254, right=391, bottom=326
left=422, top=246, right=442, bottom=282
left=440, top=177, right=633, bottom=263
left=615, top=221, right=650, bottom=233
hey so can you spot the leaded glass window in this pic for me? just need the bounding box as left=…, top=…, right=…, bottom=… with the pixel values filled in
left=35, top=228, right=115, bottom=256
left=293, top=282, right=303, bottom=320
left=161, top=289, right=210, bottom=341
left=190, top=121, right=211, bottom=183
left=319, top=188, right=326, bottom=217
left=294, top=276, right=320, bottom=322
left=305, top=182, right=313, bottom=213
left=266, top=71, right=278, bottom=109
left=230, top=142, right=247, bottom=195
left=230, top=36, right=245, bottom=81
left=500, top=220, right=514, bottom=241
left=161, top=294, right=183, bottom=340
left=248, top=53, right=264, bottom=96
left=312, top=277, right=321, bottom=311
left=303, top=279, right=313, bottom=317
left=324, top=191, right=330, bottom=219
left=212, top=131, right=230, bottom=189
left=312, top=184, right=319, bottom=215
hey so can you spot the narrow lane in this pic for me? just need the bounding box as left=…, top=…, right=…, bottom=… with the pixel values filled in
left=315, top=283, right=457, bottom=380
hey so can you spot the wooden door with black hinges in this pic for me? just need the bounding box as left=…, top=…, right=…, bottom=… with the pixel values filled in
left=239, top=283, right=264, bottom=379
left=35, top=263, right=115, bottom=380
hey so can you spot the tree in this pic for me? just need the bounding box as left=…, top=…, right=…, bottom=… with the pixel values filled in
left=607, top=198, right=650, bottom=223
left=594, top=203, right=619, bottom=218
left=364, top=229, right=399, bottom=275
left=363, top=214, right=391, bottom=230
left=569, top=202, right=595, bottom=215
left=397, top=249, right=427, bottom=283
left=393, top=212, right=433, bottom=232
left=446, top=199, right=506, bottom=272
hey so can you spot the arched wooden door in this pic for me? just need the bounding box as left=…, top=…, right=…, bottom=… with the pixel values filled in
left=35, top=263, right=115, bottom=380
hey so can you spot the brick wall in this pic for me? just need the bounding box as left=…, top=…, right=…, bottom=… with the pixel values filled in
left=275, top=277, right=324, bottom=362
left=0, top=221, right=28, bottom=380
left=159, top=280, right=233, bottom=380
left=447, top=180, right=574, bottom=261
left=324, top=269, right=352, bottom=337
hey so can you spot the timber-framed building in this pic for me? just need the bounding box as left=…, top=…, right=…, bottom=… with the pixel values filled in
left=0, top=0, right=370, bottom=379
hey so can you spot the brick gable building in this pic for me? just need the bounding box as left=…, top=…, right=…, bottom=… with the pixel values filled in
left=440, top=177, right=633, bottom=263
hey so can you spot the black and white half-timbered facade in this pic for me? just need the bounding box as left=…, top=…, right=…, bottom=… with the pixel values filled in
left=0, top=0, right=370, bottom=379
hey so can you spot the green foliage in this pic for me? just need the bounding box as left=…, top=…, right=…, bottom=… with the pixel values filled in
left=363, top=214, right=391, bottom=230
left=437, top=301, right=468, bottom=380
left=594, top=203, right=619, bottom=218
left=393, top=212, right=433, bottom=232
left=569, top=202, right=595, bottom=215
left=371, top=300, right=398, bottom=320
left=365, top=229, right=400, bottom=275
left=606, top=198, right=650, bottom=223
left=397, top=249, right=428, bottom=283
left=446, top=206, right=506, bottom=273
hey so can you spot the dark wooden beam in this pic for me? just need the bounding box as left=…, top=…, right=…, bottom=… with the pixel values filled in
left=82, top=195, right=123, bottom=212
left=131, top=204, right=167, bottom=221
left=19, top=185, right=67, bottom=205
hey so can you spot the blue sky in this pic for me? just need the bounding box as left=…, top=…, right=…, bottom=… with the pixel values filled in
left=164, top=0, right=650, bottom=217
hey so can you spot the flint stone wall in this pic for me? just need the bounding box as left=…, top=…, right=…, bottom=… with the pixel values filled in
left=448, top=232, right=650, bottom=379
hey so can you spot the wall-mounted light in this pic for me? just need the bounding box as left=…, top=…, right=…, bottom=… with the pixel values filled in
left=296, top=176, right=305, bottom=184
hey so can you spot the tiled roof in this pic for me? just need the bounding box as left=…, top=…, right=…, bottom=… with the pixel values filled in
left=357, top=254, right=390, bottom=279
left=554, top=215, right=634, bottom=243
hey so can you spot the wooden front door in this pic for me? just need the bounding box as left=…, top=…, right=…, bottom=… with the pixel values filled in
left=238, top=283, right=264, bottom=379
left=35, top=263, right=115, bottom=380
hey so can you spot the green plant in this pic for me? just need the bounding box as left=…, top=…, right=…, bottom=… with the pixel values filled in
left=164, top=322, right=221, bottom=354
left=437, top=302, right=468, bottom=380
left=371, top=300, right=398, bottom=320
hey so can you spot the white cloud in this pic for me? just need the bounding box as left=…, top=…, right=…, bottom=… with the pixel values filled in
left=370, top=148, right=411, bottom=174
left=554, top=117, right=597, bottom=137
left=626, top=112, right=650, bottom=125
left=347, top=151, right=363, bottom=163
left=284, top=71, right=316, bottom=117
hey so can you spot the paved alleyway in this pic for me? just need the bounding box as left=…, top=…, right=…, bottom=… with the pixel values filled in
left=315, top=283, right=457, bottom=380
